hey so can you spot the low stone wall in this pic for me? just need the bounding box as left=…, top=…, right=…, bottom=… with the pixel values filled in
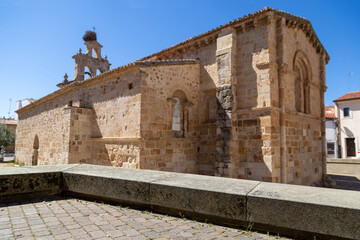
left=327, top=158, right=360, bottom=175
left=0, top=164, right=359, bottom=239
left=0, top=165, right=73, bottom=202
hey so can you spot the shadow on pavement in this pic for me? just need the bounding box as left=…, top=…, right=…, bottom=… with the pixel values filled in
left=328, top=174, right=360, bottom=191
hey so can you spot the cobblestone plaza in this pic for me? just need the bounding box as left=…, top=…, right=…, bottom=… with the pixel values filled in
left=0, top=196, right=286, bottom=240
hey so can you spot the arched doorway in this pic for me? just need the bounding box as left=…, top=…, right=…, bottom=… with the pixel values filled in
left=32, top=135, right=39, bottom=165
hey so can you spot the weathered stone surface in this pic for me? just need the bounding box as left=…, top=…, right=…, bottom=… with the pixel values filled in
left=16, top=8, right=329, bottom=186
left=0, top=165, right=73, bottom=201
left=62, top=164, right=178, bottom=205
left=247, top=182, right=360, bottom=239
left=149, top=173, right=259, bottom=223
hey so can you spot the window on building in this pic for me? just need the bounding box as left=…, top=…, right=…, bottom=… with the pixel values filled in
left=170, top=90, right=192, bottom=138
left=172, top=98, right=181, bottom=131
left=293, top=51, right=311, bottom=114
left=343, top=107, right=350, bottom=117
left=327, top=142, right=335, bottom=155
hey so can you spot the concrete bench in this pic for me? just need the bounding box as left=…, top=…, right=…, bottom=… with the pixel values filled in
left=0, top=164, right=359, bottom=239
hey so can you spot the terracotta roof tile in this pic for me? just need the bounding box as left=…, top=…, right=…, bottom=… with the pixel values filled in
left=334, top=90, right=360, bottom=102
left=325, top=112, right=335, bottom=119
left=140, top=7, right=329, bottom=63
left=0, top=119, right=17, bottom=125
left=325, top=106, right=334, bottom=112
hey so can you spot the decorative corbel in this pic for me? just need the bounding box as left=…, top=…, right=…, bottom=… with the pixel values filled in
left=253, top=18, right=258, bottom=29
left=199, top=39, right=207, bottom=47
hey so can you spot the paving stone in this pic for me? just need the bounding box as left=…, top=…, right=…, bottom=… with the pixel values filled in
left=0, top=229, right=12, bottom=235
left=36, top=236, right=55, bottom=240
left=54, top=233, right=72, bottom=240
left=88, top=230, right=106, bottom=238
left=33, top=230, right=51, bottom=237
left=106, top=230, right=124, bottom=237
left=68, top=228, right=87, bottom=237
left=0, top=196, right=288, bottom=240
left=83, top=224, right=100, bottom=232
left=123, top=228, right=141, bottom=237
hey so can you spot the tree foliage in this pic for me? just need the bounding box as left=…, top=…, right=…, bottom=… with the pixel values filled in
left=0, top=123, right=15, bottom=147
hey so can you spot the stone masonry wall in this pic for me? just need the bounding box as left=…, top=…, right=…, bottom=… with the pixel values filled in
left=67, top=107, right=93, bottom=164
left=230, top=20, right=278, bottom=181
left=172, top=43, right=219, bottom=175
left=233, top=108, right=280, bottom=182
left=156, top=42, right=218, bottom=175
left=16, top=68, right=142, bottom=167
left=91, top=140, right=141, bottom=168
left=83, top=69, right=142, bottom=167
left=87, top=69, right=141, bottom=139
left=15, top=95, right=73, bottom=165
left=279, top=22, right=324, bottom=185
left=139, top=63, right=200, bottom=173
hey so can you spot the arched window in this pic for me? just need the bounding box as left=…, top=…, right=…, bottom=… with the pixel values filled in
left=172, top=98, right=181, bottom=131
left=293, top=51, right=311, bottom=114
left=168, top=90, right=193, bottom=138
left=84, top=66, right=92, bottom=80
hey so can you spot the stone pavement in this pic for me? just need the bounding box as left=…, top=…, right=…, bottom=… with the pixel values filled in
left=0, top=196, right=288, bottom=240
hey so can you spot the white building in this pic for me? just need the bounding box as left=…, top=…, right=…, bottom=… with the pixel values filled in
left=334, top=91, right=360, bottom=159
left=325, top=106, right=338, bottom=158
left=15, top=98, right=36, bottom=120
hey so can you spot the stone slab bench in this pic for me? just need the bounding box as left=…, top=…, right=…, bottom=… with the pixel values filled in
left=1, top=164, right=359, bottom=239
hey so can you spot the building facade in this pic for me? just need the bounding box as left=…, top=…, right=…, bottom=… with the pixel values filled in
left=334, top=91, right=360, bottom=159
left=325, top=106, right=338, bottom=158
left=0, top=118, right=17, bottom=131
left=15, top=8, right=330, bottom=185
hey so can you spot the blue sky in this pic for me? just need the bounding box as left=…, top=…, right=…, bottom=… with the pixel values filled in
left=0, top=0, right=359, bottom=118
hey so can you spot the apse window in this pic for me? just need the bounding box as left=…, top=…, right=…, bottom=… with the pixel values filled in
left=128, top=83, right=133, bottom=90
left=343, top=107, right=350, bottom=117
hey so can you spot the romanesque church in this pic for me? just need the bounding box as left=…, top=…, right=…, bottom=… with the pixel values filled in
left=15, top=7, right=330, bottom=186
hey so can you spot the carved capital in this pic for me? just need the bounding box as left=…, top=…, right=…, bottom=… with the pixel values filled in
left=183, top=101, right=194, bottom=111
left=167, top=97, right=177, bottom=104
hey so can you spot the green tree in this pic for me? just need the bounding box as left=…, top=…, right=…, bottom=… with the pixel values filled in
left=0, top=123, right=15, bottom=147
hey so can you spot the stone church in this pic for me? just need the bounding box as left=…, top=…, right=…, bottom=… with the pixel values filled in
left=15, top=7, right=330, bottom=186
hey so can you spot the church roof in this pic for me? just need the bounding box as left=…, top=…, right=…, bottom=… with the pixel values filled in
left=16, top=59, right=199, bottom=114
left=334, top=90, right=360, bottom=102
left=17, top=8, right=330, bottom=114
left=140, top=7, right=329, bottom=63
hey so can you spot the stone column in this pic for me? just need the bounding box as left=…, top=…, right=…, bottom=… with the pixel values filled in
left=183, top=101, right=194, bottom=137
left=215, top=29, right=236, bottom=177
left=276, top=16, right=288, bottom=183
left=320, top=53, right=327, bottom=184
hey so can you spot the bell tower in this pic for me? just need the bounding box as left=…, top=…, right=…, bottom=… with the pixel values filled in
left=72, top=31, right=111, bottom=82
